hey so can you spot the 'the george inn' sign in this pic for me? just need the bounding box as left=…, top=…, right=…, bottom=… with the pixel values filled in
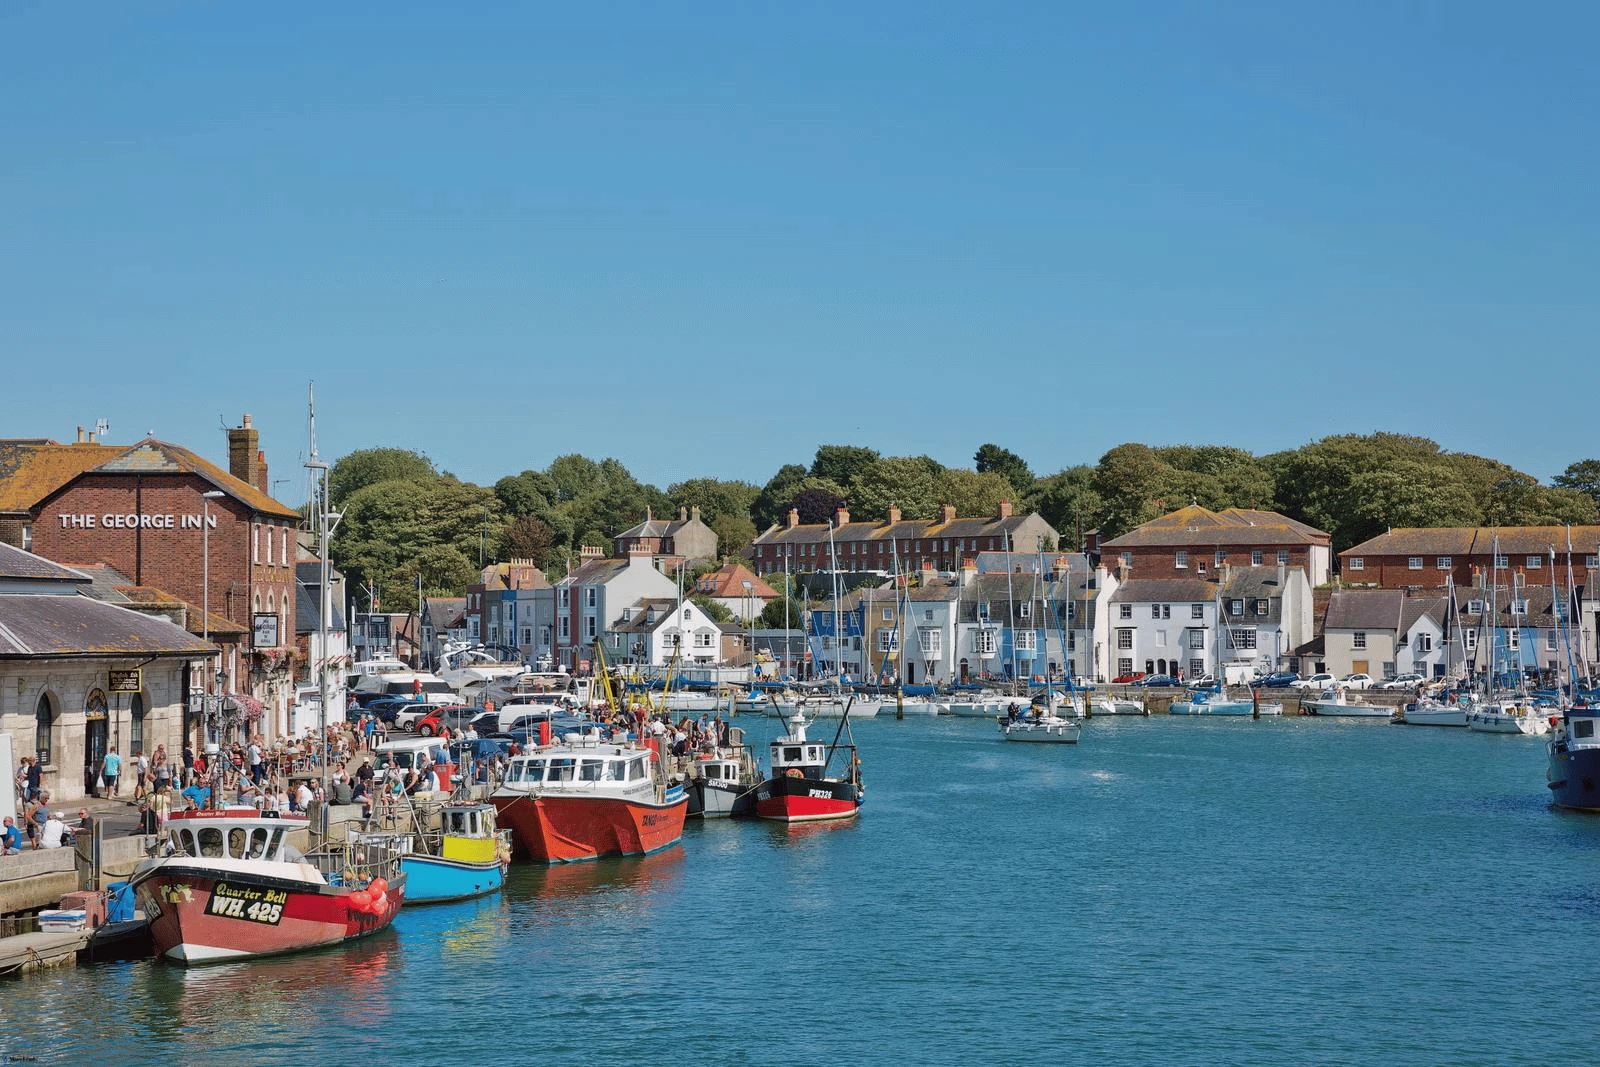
left=59, top=512, right=219, bottom=530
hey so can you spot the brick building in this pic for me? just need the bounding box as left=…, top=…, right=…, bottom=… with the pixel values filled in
left=1098, top=505, right=1333, bottom=585
left=0, top=417, right=302, bottom=740
left=1338, top=526, right=1600, bottom=591
left=746, top=501, right=1058, bottom=578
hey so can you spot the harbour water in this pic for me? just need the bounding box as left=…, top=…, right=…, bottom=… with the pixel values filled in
left=8, top=715, right=1597, bottom=1065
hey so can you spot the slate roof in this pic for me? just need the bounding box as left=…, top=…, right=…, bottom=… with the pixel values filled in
left=1109, top=578, right=1220, bottom=604
left=0, top=437, right=298, bottom=518
left=1455, top=583, right=1564, bottom=624
left=56, top=563, right=134, bottom=601
left=1324, top=589, right=1405, bottom=631
left=555, top=558, right=629, bottom=587
left=0, top=593, right=216, bottom=657
left=751, top=511, right=1047, bottom=548
left=423, top=597, right=467, bottom=630
left=1343, top=527, right=1600, bottom=558
left=1101, top=505, right=1330, bottom=549
left=1400, top=596, right=1450, bottom=634
left=0, top=542, right=90, bottom=584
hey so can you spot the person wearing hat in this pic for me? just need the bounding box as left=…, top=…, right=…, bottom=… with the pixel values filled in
left=40, top=811, right=71, bottom=849
left=132, top=799, right=158, bottom=836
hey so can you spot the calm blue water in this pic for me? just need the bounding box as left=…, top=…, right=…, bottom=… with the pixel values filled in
left=8, top=715, right=1598, bottom=1065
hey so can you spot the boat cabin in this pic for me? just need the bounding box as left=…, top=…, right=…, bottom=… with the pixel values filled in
left=442, top=803, right=497, bottom=840
left=696, top=758, right=742, bottom=784
left=503, top=745, right=655, bottom=795
left=769, top=739, right=828, bottom=776
left=1566, top=706, right=1600, bottom=747
left=165, top=809, right=306, bottom=863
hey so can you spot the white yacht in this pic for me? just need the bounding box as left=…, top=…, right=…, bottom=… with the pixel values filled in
left=1301, top=687, right=1394, bottom=719
left=1467, top=699, right=1552, bottom=736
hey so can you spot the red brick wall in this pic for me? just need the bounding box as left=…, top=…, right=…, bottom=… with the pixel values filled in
left=31, top=473, right=296, bottom=647
left=1339, top=552, right=1595, bottom=590
left=1111, top=544, right=1313, bottom=581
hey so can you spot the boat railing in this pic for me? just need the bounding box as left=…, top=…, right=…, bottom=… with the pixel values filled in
left=309, top=835, right=404, bottom=887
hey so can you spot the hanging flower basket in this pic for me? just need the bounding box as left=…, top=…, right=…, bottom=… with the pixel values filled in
left=221, top=692, right=265, bottom=724
left=254, top=646, right=300, bottom=673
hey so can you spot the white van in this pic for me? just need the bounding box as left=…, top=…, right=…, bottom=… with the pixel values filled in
left=372, top=737, right=456, bottom=783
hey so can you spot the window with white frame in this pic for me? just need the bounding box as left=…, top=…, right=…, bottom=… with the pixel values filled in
left=1187, top=628, right=1205, bottom=649
left=1494, top=555, right=1508, bottom=568
left=1416, top=633, right=1433, bottom=653
left=882, top=607, right=893, bottom=622
left=1014, top=631, right=1036, bottom=653
left=1119, top=604, right=1132, bottom=620
left=1252, top=551, right=1263, bottom=565
left=252, top=525, right=260, bottom=564
left=1019, top=602, right=1031, bottom=619
left=1161, top=605, right=1171, bottom=619
left=975, top=630, right=997, bottom=655
left=1408, top=557, right=1423, bottom=569
left=694, top=631, right=714, bottom=649
left=1189, top=658, right=1205, bottom=676
left=1191, top=604, right=1204, bottom=619
left=1511, top=598, right=1528, bottom=615
left=521, top=627, right=532, bottom=645
left=1118, top=657, right=1133, bottom=675
left=1214, top=550, right=1226, bottom=564
left=877, top=629, right=898, bottom=652
left=559, top=617, right=570, bottom=639
left=1527, top=555, right=1543, bottom=568
left=1468, top=599, right=1485, bottom=613
left=1277, top=550, right=1289, bottom=565
left=1348, top=557, right=1364, bottom=571
left=1437, top=556, right=1452, bottom=569
left=1229, top=628, right=1257, bottom=650
left=1507, top=629, right=1520, bottom=651
left=1228, top=599, right=1243, bottom=616
left=1545, top=630, right=1558, bottom=651
left=281, top=526, right=289, bottom=566
left=1116, top=629, right=1133, bottom=650
left=1255, top=599, right=1269, bottom=616
left=1464, top=629, right=1477, bottom=651
left=559, top=589, right=570, bottom=608
left=918, top=629, right=941, bottom=656
left=1175, top=551, right=1188, bottom=569
left=1588, top=555, right=1600, bottom=568
left=1151, top=604, right=1162, bottom=619
left=1120, top=552, right=1132, bottom=568
left=586, top=588, right=597, bottom=608
left=1353, top=631, right=1367, bottom=650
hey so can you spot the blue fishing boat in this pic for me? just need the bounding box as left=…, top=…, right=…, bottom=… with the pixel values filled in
left=1548, top=703, right=1600, bottom=811
left=1170, top=688, right=1282, bottom=716
left=401, top=803, right=511, bottom=904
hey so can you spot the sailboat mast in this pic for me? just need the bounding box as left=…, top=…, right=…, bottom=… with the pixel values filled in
left=1003, top=528, right=1019, bottom=689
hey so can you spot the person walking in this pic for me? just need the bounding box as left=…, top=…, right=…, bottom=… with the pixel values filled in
left=102, top=746, right=122, bottom=799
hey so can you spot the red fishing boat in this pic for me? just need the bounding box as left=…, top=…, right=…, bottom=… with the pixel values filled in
left=491, top=734, right=687, bottom=862
left=129, top=808, right=405, bottom=965
left=754, top=713, right=863, bottom=822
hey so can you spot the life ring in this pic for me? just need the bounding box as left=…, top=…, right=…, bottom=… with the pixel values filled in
left=785, top=767, right=802, bottom=778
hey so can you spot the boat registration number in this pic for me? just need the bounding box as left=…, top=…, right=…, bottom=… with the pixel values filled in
left=206, top=882, right=287, bottom=925
left=808, top=789, right=831, bottom=799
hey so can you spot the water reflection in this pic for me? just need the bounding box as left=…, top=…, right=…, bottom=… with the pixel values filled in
left=760, top=818, right=859, bottom=846
left=505, top=847, right=686, bottom=906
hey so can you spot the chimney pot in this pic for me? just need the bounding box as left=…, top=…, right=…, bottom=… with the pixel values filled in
left=941, top=504, right=956, bottom=524
left=690, top=505, right=701, bottom=521
left=787, top=508, right=800, bottom=529
left=242, top=413, right=252, bottom=428
left=998, top=499, right=1013, bottom=520
left=835, top=506, right=850, bottom=527
left=679, top=506, right=688, bottom=522
left=887, top=504, right=901, bottom=525
left=75, top=426, right=85, bottom=444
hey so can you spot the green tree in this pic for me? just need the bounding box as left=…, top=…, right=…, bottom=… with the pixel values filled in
left=494, top=469, right=558, bottom=518
left=1031, top=466, right=1105, bottom=546
left=1091, top=443, right=1170, bottom=539
left=690, top=594, right=735, bottom=624
left=751, top=464, right=810, bottom=528
left=931, top=468, right=1016, bottom=518
left=328, top=448, right=436, bottom=506
left=546, top=454, right=604, bottom=501
left=810, top=445, right=881, bottom=488
left=667, top=478, right=760, bottom=523
left=393, top=545, right=477, bottom=600
left=974, top=444, right=1034, bottom=496
left=1554, top=460, right=1600, bottom=508
left=1346, top=461, right=1482, bottom=542
left=710, top=513, right=758, bottom=559
left=849, top=457, right=937, bottom=521
left=332, top=476, right=502, bottom=605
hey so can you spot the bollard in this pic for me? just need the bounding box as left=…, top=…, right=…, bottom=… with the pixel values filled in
left=896, top=687, right=904, bottom=720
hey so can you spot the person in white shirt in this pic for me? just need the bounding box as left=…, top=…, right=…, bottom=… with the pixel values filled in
left=295, top=781, right=314, bottom=811
left=41, top=812, right=71, bottom=849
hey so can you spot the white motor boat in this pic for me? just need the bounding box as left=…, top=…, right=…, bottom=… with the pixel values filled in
left=1088, top=697, right=1146, bottom=716
left=1000, top=713, right=1082, bottom=744
left=1467, top=700, right=1552, bottom=736
left=946, top=695, right=1010, bottom=718
left=1401, top=698, right=1471, bottom=727
left=864, top=697, right=944, bottom=716
left=1301, top=688, right=1394, bottom=720
left=768, top=695, right=878, bottom=719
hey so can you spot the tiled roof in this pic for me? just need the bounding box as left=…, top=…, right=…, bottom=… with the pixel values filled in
left=1324, top=589, right=1404, bottom=631
left=423, top=597, right=467, bottom=629
left=751, top=511, right=1050, bottom=547
left=695, top=563, right=777, bottom=600
left=114, top=587, right=249, bottom=636
left=1109, top=578, right=1220, bottom=603
left=0, top=542, right=90, bottom=583
left=556, top=558, right=629, bottom=587
left=1455, top=583, right=1563, bottom=622
left=0, top=437, right=298, bottom=518
left=1343, top=527, right=1600, bottom=558
left=1101, top=505, right=1329, bottom=549
left=1400, top=596, right=1449, bottom=633
left=0, top=593, right=216, bottom=657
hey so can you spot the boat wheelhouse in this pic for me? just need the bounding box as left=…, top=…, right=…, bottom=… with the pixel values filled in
left=130, top=808, right=404, bottom=966
left=490, top=735, right=688, bottom=862
left=394, top=803, right=510, bottom=904
left=1549, top=705, right=1600, bottom=811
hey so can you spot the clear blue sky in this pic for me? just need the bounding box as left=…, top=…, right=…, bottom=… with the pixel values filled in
left=3, top=2, right=1595, bottom=503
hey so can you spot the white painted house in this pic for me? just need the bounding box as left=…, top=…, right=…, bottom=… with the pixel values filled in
left=606, top=597, right=725, bottom=667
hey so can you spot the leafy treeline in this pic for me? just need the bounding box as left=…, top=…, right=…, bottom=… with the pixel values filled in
left=328, top=436, right=1600, bottom=609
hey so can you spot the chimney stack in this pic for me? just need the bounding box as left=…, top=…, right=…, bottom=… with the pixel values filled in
left=255, top=449, right=269, bottom=495
left=787, top=508, right=800, bottom=529
left=75, top=426, right=85, bottom=444
left=690, top=505, right=701, bottom=522
left=835, top=506, right=850, bottom=527
left=998, top=499, right=1013, bottom=520
left=940, top=504, right=956, bottom=525
left=679, top=506, right=688, bottom=522
left=228, top=414, right=261, bottom=491
left=887, top=504, right=901, bottom=525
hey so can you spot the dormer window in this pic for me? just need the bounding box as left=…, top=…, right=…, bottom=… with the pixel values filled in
left=1468, top=599, right=1485, bottom=614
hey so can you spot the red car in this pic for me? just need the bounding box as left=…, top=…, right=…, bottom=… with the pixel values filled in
left=414, top=705, right=477, bottom=737
left=1112, top=671, right=1146, bottom=684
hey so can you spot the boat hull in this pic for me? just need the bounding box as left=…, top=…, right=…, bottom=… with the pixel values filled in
left=1170, top=701, right=1283, bottom=716
left=1548, top=743, right=1600, bottom=811
left=1467, top=708, right=1550, bottom=735
left=769, top=701, right=878, bottom=719
left=1401, top=703, right=1469, bottom=727
left=491, top=792, right=687, bottom=863
left=691, top=778, right=756, bottom=819
left=1302, top=701, right=1394, bottom=719
left=399, top=853, right=504, bottom=904
left=754, top=774, right=860, bottom=823
left=132, top=864, right=402, bottom=966
left=1001, top=720, right=1081, bottom=743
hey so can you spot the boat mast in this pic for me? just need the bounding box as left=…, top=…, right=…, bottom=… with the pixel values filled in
left=303, top=382, right=339, bottom=824
left=828, top=521, right=842, bottom=682
left=1003, top=527, right=1019, bottom=690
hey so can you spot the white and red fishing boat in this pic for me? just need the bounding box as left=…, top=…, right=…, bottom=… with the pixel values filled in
left=129, top=808, right=405, bottom=966
left=753, top=713, right=863, bottom=823
left=490, top=732, right=688, bottom=863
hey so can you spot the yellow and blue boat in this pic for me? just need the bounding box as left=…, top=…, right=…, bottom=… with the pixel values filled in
left=401, top=803, right=511, bottom=904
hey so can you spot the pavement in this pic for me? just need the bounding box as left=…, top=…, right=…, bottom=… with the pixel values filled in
left=68, top=793, right=145, bottom=837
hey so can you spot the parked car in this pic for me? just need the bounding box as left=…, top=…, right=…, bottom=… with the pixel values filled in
left=415, top=705, right=478, bottom=736
left=1188, top=674, right=1218, bottom=689
left=1376, top=673, right=1424, bottom=690
left=1340, top=673, right=1375, bottom=690
left=1134, top=674, right=1180, bottom=687
left=1251, top=672, right=1300, bottom=689
left=365, top=696, right=429, bottom=725
left=1291, top=673, right=1336, bottom=690
left=393, top=702, right=447, bottom=731
left=1112, top=671, right=1146, bottom=684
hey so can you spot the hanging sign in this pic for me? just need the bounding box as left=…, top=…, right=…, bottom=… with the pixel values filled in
left=253, top=613, right=280, bottom=647
left=108, top=669, right=142, bottom=693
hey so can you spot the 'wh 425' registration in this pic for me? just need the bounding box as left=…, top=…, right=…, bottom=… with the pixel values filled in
left=206, top=882, right=287, bottom=925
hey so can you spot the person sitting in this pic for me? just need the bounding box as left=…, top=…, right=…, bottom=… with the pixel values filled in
left=332, top=778, right=354, bottom=805
left=133, top=800, right=158, bottom=836
left=40, top=811, right=71, bottom=849
left=0, top=816, right=22, bottom=854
